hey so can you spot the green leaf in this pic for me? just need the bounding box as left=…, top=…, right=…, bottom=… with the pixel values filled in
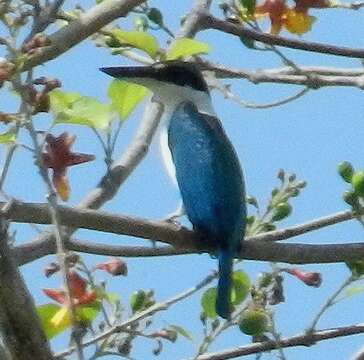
left=50, top=91, right=112, bottom=129
left=201, top=287, right=217, bottom=319
left=166, top=38, right=210, bottom=60
left=108, top=80, right=148, bottom=120
left=0, top=131, right=16, bottom=144
left=130, top=290, right=147, bottom=313
left=37, top=303, right=68, bottom=339
left=346, top=260, right=364, bottom=278
left=169, top=325, right=193, bottom=341
left=77, top=303, right=101, bottom=323
left=238, top=0, right=256, bottom=16
left=49, top=90, right=82, bottom=113
left=231, top=270, right=251, bottom=305
left=111, top=29, right=159, bottom=58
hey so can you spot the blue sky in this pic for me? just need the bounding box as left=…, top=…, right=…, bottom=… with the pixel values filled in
left=1, top=0, right=364, bottom=359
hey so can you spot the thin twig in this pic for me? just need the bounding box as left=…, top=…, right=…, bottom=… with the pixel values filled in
left=25, top=120, right=84, bottom=359
left=198, top=60, right=364, bottom=89
left=0, top=140, right=17, bottom=192
left=307, top=275, right=354, bottom=332
left=208, top=75, right=309, bottom=109
left=22, top=0, right=147, bottom=71
left=268, top=311, right=286, bottom=360
left=190, top=323, right=364, bottom=360
left=202, top=14, right=364, bottom=59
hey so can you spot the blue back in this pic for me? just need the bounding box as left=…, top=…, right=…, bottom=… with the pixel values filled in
left=168, top=101, right=246, bottom=250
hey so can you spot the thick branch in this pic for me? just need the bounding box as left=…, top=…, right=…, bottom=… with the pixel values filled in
left=201, top=14, right=364, bottom=59
left=0, top=217, right=52, bottom=360
left=192, top=323, right=364, bottom=360
left=6, top=201, right=364, bottom=265
left=22, top=0, right=146, bottom=71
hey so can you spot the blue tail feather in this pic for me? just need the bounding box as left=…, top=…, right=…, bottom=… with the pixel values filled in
left=216, top=249, right=233, bottom=319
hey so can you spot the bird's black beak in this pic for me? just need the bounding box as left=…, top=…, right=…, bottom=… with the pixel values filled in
left=100, top=65, right=157, bottom=80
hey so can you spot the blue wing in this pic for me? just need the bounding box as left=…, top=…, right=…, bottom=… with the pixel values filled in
left=168, top=101, right=246, bottom=319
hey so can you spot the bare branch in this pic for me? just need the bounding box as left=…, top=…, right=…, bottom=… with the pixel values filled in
left=177, top=0, right=213, bottom=38
left=199, top=60, right=364, bottom=88
left=3, top=200, right=354, bottom=243
left=207, top=74, right=310, bottom=109
left=25, top=0, right=66, bottom=41
left=191, top=323, right=364, bottom=360
left=252, top=210, right=355, bottom=242
left=201, top=14, right=364, bottom=59
left=22, top=0, right=146, bottom=71
left=5, top=201, right=364, bottom=264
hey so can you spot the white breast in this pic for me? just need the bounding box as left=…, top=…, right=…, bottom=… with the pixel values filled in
left=159, top=121, right=177, bottom=185
left=153, top=83, right=216, bottom=186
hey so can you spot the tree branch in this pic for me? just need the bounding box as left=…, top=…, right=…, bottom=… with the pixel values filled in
left=22, top=0, right=146, bottom=71
left=0, top=216, right=53, bottom=360
left=177, top=0, right=213, bottom=38
left=191, top=323, right=364, bottom=360
left=5, top=201, right=364, bottom=265
left=200, top=60, right=364, bottom=89
left=201, top=14, right=364, bottom=59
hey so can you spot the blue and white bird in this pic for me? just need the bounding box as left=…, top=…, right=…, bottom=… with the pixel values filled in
left=100, top=61, right=246, bottom=319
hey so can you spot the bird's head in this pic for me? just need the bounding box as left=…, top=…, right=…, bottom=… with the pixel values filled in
left=100, top=61, right=211, bottom=107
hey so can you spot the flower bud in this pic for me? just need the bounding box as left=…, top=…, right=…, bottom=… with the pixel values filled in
left=343, top=190, right=357, bottom=206
left=44, top=262, right=60, bottom=277
left=338, top=161, right=354, bottom=183
left=352, top=171, right=364, bottom=197
left=272, top=202, right=292, bottom=221
left=284, top=268, right=322, bottom=287
left=147, top=8, right=164, bottom=26
left=94, top=258, right=128, bottom=276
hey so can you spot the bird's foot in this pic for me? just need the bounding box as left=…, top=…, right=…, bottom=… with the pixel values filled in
left=162, top=203, right=185, bottom=225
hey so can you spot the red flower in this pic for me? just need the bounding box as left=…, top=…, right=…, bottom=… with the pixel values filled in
left=43, top=271, right=97, bottom=306
left=94, top=258, right=128, bottom=276
left=42, top=132, right=95, bottom=201
left=284, top=268, right=322, bottom=287
left=255, top=0, right=330, bottom=34
left=255, top=0, right=287, bottom=34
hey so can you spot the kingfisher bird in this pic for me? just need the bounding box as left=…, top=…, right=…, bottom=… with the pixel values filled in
left=100, top=61, right=246, bottom=319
